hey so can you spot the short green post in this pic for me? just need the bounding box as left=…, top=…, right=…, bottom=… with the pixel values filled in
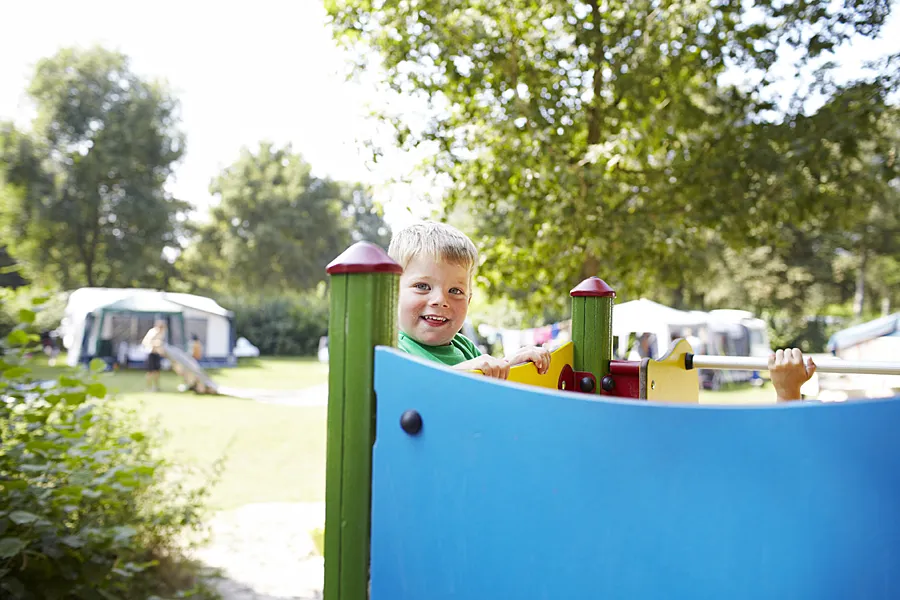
left=323, top=242, right=401, bottom=600
left=570, top=276, right=616, bottom=391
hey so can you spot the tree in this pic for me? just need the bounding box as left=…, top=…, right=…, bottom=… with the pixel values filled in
left=325, top=0, right=897, bottom=315
left=680, top=73, right=900, bottom=317
left=345, top=183, right=392, bottom=248
left=0, top=47, right=187, bottom=289
left=0, top=246, right=26, bottom=289
left=179, top=142, right=390, bottom=294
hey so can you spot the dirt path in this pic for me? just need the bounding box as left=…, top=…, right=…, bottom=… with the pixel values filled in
left=193, top=502, right=325, bottom=599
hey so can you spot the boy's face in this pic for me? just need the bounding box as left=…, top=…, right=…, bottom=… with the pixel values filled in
left=398, top=254, right=471, bottom=347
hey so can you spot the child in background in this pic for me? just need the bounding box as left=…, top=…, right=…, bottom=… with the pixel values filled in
left=387, top=221, right=550, bottom=379
left=191, top=335, right=203, bottom=362
left=769, top=348, right=817, bottom=402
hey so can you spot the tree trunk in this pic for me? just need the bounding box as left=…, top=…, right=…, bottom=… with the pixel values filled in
left=80, top=232, right=96, bottom=287
left=586, top=0, right=605, bottom=148
left=673, top=282, right=686, bottom=310
left=581, top=255, right=601, bottom=280
left=77, top=237, right=95, bottom=287
left=85, top=256, right=95, bottom=287
left=853, top=248, right=867, bottom=317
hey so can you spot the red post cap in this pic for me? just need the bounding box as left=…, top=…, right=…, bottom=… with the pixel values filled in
left=326, top=241, right=403, bottom=275
left=570, top=276, right=616, bottom=298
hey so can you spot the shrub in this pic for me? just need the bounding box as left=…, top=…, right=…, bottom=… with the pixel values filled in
left=0, top=287, right=67, bottom=341
left=0, top=306, right=14, bottom=343
left=0, top=297, right=218, bottom=599
left=226, top=289, right=329, bottom=356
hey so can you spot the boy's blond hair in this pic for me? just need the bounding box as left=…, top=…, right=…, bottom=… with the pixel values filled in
left=388, top=221, right=479, bottom=281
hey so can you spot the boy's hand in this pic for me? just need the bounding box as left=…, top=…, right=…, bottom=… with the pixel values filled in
left=455, top=355, right=511, bottom=379
left=768, top=348, right=816, bottom=402
left=510, top=346, right=552, bottom=375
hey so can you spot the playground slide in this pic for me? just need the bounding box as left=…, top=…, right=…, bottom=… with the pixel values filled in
left=161, top=343, right=218, bottom=394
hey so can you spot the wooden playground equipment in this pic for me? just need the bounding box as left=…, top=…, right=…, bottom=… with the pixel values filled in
left=322, top=241, right=900, bottom=600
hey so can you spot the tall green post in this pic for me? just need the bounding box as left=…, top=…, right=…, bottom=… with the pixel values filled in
left=570, top=276, right=616, bottom=391
left=323, top=242, right=401, bottom=600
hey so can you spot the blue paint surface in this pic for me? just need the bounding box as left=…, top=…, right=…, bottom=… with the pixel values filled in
left=370, top=348, right=900, bottom=600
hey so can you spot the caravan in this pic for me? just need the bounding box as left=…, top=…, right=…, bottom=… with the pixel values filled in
left=60, top=288, right=237, bottom=369
left=611, top=300, right=772, bottom=390
left=612, top=299, right=708, bottom=360
left=700, top=310, right=773, bottom=389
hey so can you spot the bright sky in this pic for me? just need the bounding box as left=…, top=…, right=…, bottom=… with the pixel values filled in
left=0, top=0, right=439, bottom=228
left=1, top=0, right=898, bottom=230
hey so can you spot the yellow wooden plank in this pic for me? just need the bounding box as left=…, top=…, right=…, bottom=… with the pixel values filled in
left=506, top=341, right=575, bottom=390
left=643, top=338, right=699, bottom=403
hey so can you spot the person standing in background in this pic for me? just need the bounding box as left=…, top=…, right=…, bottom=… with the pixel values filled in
left=142, top=320, right=167, bottom=392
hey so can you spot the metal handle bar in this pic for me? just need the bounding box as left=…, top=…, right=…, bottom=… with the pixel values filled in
left=686, top=354, right=900, bottom=376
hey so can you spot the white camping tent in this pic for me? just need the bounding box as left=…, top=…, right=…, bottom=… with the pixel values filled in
left=61, top=288, right=236, bottom=368
left=612, top=298, right=708, bottom=359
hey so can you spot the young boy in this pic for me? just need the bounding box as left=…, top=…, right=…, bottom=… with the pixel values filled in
left=190, top=334, right=204, bottom=362
left=388, top=221, right=550, bottom=379
left=768, top=348, right=817, bottom=402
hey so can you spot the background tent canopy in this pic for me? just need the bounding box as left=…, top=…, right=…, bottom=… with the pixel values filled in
left=612, top=298, right=707, bottom=337
left=101, top=295, right=186, bottom=314
left=62, top=288, right=235, bottom=368
left=611, top=298, right=709, bottom=360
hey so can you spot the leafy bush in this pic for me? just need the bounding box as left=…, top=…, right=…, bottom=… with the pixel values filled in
left=0, top=298, right=218, bottom=599
left=226, top=289, right=329, bottom=356
left=0, top=306, right=14, bottom=344
left=0, top=287, right=67, bottom=341
left=766, top=312, right=847, bottom=353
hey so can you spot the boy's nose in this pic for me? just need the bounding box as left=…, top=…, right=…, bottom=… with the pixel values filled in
left=429, top=293, right=449, bottom=307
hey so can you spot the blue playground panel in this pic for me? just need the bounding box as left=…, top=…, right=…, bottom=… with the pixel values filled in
left=371, top=347, right=900, bottom=600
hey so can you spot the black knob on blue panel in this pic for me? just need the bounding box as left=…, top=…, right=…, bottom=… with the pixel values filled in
left=400, top=410, right=423, bottom=435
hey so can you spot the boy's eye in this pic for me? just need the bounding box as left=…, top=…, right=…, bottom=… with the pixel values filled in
left=450, top=288, right=465, bottom=295
left=414, top=282, right=430, bottom=291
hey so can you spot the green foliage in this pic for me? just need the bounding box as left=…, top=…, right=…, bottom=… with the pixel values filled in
left=224, top=288, right=329, bottom=356
left=764, top=316, right=845, bottom=354
left=326, top=0, right=899, bottom=325
left=868, top=255, right=900, bottom=312
left=0, top=300, right=218, bottom=598
left=345, top=183, right=392, bottom=249
left=0, top=247, right=26, bottom=289
left=0, top=287, right=68, bottom=339
left=0, top=46, right=188, bottom=288
left=178, top=142, right=391, bottom=295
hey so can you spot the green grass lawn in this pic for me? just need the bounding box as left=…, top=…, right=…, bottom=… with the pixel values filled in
left=699, top=382, right=776, bottom=405
left=126, top=393, right=326, bottom=510
left=205, top=356, right=329, bottom=390
left=25, top=354, right=328, bottom=511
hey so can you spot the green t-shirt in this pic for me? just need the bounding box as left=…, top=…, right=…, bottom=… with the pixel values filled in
left=398, top=331, right=481, bottom=367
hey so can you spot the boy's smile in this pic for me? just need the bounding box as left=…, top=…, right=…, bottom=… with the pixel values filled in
left=398, top=255, right=471, bottom=347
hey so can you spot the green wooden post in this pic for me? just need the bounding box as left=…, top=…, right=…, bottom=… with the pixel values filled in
left=570, top=276, right=616, bottom=390
left=323, top=242, right=401, bottom=600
